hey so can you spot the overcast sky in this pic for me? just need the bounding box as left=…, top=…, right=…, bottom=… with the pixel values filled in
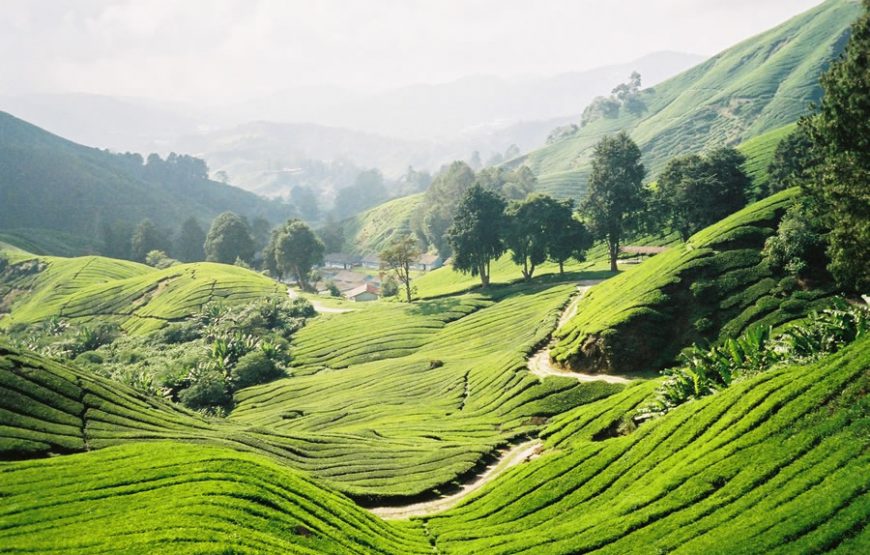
left=1, top=0, right=824, bottom=104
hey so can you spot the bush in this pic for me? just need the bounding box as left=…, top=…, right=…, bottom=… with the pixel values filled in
left=178, top=373, right=230, bottom=411
left=690, top=281, right=717, bottom=303
left=145, top=250, right=179, bottom=269
left=382, top=275, right=399, bottom=298
left=231, top=350, right=284, bottom=389
left=159, top=322, right=200, bottom=344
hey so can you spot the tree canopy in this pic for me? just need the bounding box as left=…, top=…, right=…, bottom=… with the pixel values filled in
left=267, top=219, right=325, bottom=291
left=175, top=217, right=206, bottom=263
left=581, top=132, right=646, bottom=272
left=130, top=219, right=169, bottom=263
left=380, top=235, right=422, bottom=302
left=447, top=184, right=507, bottom=287
left=204, top=212, right=255, bottom=264
left=653, top=147, right=750, bottom=241
left=800, top=0, right=869, bottom=292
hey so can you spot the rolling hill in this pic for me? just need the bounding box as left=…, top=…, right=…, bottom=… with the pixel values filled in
left=0, top=111, right=293, bottom=254
left=520, top=0, right=861, bottom=199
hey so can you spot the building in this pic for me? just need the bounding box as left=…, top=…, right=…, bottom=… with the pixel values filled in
left=413, top=253, right=443, bottom=271
left=323, top=253, right=361, bottom=270
left=344, top=282, right=380, bottom=302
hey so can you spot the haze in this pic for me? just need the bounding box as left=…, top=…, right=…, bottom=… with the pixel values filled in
left=3, top=0, right=823, bottom=104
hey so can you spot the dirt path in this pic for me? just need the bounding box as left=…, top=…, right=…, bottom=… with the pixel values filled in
left=529, top=282, right=633, bottom=385
left=287, top=287, right=354, bottom=314
left=369, top=439, right=543, bottom=520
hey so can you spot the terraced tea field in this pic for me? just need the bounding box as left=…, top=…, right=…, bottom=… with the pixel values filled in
left=232, top=282, right=625, bottom=499
left=1, top=333, right=865, bottom=553
left=552, top=188, right=835, bottom=374
left=0, top=251, right=283, bottom=334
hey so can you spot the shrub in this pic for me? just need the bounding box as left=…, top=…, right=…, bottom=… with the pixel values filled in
left=693, top=317, right=714, bottom=333
left=74, top=351, right=104, bottom=365
left=145, top=250, right=179, bottom=269
left=178, top=372, right=230, bottom=411
left=159, top=322, right=200, bottom=344
left=231, top=350, right=284, bottom=389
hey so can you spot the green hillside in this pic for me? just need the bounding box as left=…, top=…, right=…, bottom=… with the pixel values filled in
left=1, top=326, right=865, bottom=553
left=0, top=249, right=283, bottom=335
left=0, top=111, right=293, bottom=255
left=522, top=0, right=860, bottom=198
left=340, top=193, right=424, bottom=255
left=552, top=188, right=835, bottom=374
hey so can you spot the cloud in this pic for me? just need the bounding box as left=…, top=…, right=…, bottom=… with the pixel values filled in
left=0, top=0, right=824, bottom=103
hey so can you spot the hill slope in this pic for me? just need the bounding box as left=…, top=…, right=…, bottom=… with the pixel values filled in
left=552, top=188, right=835, bottom=374
left=0, top=248, right=283, bottom=335
left=0, top=111, right=292, bottom=253
left=522, top=0, right=861, bottom=198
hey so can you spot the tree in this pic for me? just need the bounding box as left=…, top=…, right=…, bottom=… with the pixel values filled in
left=317, top=218, right=345, bottom=253
left=447, top=184, right=507, bottom=287
left=380, top=235, right=421, bottom=302
left=100, top=220, right=133, bottom=260
left=175, top=217, right=206, bottom=262
left=504, top=194, right=555, bottom=281
left=250, top=217, right=272, bottom=251
left=581, top=132, right=647, bottom=272
left=422, top=161, right=477, bottom=258
left=205, top=212, right=255, bottom=264
left=547, top=199, right=592, bottom=274
left=131, top=219, right=169, bottom=262
left=801, top=1, right=869, bottom=292
left=145, top=250, right=179, bottom=269
left=653, top=147, right=750, bottom=241
left=763, top=206, right=828, bottom=280
left=269, top=219, right=325, bottom=291
left=767, top=125, right=816, bottom=194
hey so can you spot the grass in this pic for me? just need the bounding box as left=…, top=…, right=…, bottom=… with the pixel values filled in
left=551, top=188, right=836, bottom=374
left=0, top=249, right=284, bottom=335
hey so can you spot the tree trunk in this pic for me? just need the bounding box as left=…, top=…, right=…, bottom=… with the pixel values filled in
left=609, top=237, right=619, bottom=273
left=559, top=261, right=564, bottom=275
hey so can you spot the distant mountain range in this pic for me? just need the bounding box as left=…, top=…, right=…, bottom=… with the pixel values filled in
left=1, top=51, right=704, bottom=197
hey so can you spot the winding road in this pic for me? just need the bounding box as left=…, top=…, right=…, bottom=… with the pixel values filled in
left=365, top=279, right=634, bottom=519
left=369, top=439, right=543, bottom=520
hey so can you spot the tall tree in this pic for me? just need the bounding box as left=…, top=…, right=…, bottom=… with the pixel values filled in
left=653, top=147, right=750, bottom=241
left=130, top=219, right=169, bottom=262
left=766, top=125, right=816, bottom=195
left=504, top=194, right=556, bottom=281
left=205, top=212, right=255, bottom=264
left=269, top=219, right=325, bottom=291
left=802, top=1, right=869, bottom=292
left=581, top=132, right=647, bottom=272
left=380, top=235, right=422, bottom=302
left=547, top=199, right=592, bottom=274
left=175, top=217, right=206, bottom=262
left=422, top=161, right=477, bottom=258
left=447, top=184, right=507, bottom=287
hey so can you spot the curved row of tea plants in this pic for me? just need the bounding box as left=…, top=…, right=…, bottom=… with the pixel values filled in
left=552, top=188, right=835, bottom=374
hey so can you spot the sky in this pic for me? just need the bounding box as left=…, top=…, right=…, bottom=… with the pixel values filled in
left=1, top=0, right=824, bottom=104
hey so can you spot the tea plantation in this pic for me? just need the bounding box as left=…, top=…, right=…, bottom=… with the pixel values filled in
left=552, top=188, right=835, bottom=374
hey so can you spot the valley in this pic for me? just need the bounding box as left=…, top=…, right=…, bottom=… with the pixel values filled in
left=0, top=1, right=867, bottom=553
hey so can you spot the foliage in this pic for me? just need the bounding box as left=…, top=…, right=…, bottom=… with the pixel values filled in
left=644, top=302, right=866, bottom=417
left=333, top=169, right=388, bottom=220
left=231, top=350, right=283, bottom=390
left=204, top=212, right=255, bottom=264
left=266, top=219, right=325, bottom=291
left=580, top=72, right=645, bottom=127
left=144, top=249, right=179, bottom=269
left=130, top=219, right=170, bottom=262
left=581, top=132, right=647, bottom=272
left=801, top=1, right=870, bottom=292
left=174, top=217, right=206, bottom=262
left=766, top=124, right=816, bottom=194
left=447, top=184, right=507, bottom=287
left=653, top=147, right=751, bottom=240
left=762, top=205, right=828, bottom=279
left=379, top=234, right=421, bottom=302
left=547, top=199, right=592, bottom=274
